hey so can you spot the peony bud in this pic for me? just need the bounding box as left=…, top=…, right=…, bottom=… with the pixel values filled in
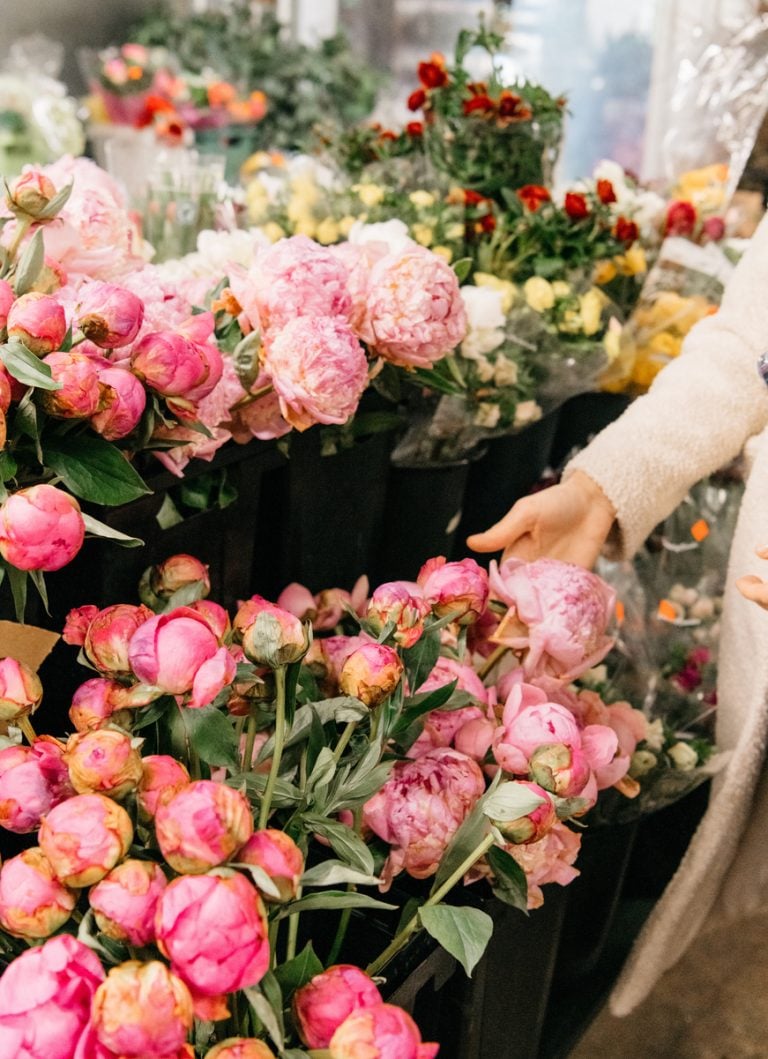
left=7, top=170, right=57, bottom=216
left=76, top=282, right=144, bottom=349
left=528, top=742, right=592, bottom=799
left=68, top=677, right=127, bottom=731
left=417, top=556, right=489, bottom=625
left=0, top=847, right=77, bottom=938
left=91, top=960, right=194, bottom=1058
left=0, top=484, right=85, bottom=571
left=39, top=792, right=133, bottom=887
left=237, top=829, right=304, bottom=902
left=6, top=291, right=67, bottom=355
left=235, top=595, right=310, bottom=668
left=294, top=965, right=382, bottom=1048
left=339, top=642, right=404, bottom=707
left=0, top=738, right=71, bottom=832
left=329, top=1003, right=439, bottom=1059
left=490, top=781, right=556, bottom=844
left=64, top=728, right=143, bottom=799
left=367, top=581, right=430, bottom=648
left=204, top=1041, right=276, bottom=1059
left=0, top=279, right=14, bottom=331
left=128, top=607, right=221, bottom=695
left=149, top=553, right=211, bottom=601
left=90, top=365, right=146, bottom=440
left=0, top=655, right=42, bottom=722
left=131, top=330, right=223, bottom=404
left=84, top=603, right=153, bottom=675
left=62, top=603, right=99, bottom=646
left=188, top=598, right=231, bottom=640
left=155, top=779, right=253, bottom=874
left=89, top=859, right=168, bottom=946
left=40, top=351, right=105, bottom=419
left=138, top=754, right=190, bottom=820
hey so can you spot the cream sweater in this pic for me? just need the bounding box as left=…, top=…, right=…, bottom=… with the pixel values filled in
left=566, top=212, right=768, bottom=1016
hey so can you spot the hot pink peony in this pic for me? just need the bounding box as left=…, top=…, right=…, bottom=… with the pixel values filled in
left=0, top=848, right=77, bottom=938
left=263, top=315, right=368, bottom=432
left=40, top=350, right=106, bottom=419
left=84, top=603, right=153, bottom=675
left=364, top=747, right=485, bottom=885
left=491, top=683, right=586, bottom=773
left=155, top=779, right=253, bottom=874
left=367, top=581, right=430, bottom=648
left=68, top=677, right=125, bottom=731
left=76, top=281, right=144, bottom=348
left=89, top=859, right=168, bottom=946
left=90, top=365, right=146, bottom=440
left=6, top=292, right=67, bottom=354
left=329, top=1002, right=439, bottom=1059
left=155, top=871, right=270, bottom=1002
left=0, top=738, right=71, bottom=831
left=128, top=606, right=221, bottom=695
left=0, top=484, right=85, bottom=571
left=62, top=604, right=99, bottom=646
left=188, top=647, right=237, bottom=709
left=138, top=754, right=190, bottom=820
left=39, top=792, right=133, bottom=887
left=90, top=960, right=194, bottom=1057
left=0, top=934, right=105, bottom=1059
left=64, top=728, right=143, bottom=799
left=237, top=828, right=304, bottom=902
left=489, top=558, right=616, bottom=680
left=417, top=557, right=489, bottom=625
left=339, top=642, right=404, bottom=708
left=130, top=325, right=222, bottom=406
left=506, top=821, right=582, bottom=909
left=189, top=598, right=231, bottom=640
left=294, top=965, right=382, bottom=1048
left=0, top=655, right=43, bottom=721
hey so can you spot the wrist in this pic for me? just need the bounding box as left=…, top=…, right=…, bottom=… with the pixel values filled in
left=567, top=470, right=616, bottom=521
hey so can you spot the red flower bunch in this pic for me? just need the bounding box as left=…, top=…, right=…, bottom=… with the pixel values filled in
left=517, top=185, right=552, bottom=212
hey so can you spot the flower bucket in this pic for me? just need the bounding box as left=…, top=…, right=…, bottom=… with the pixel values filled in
left=194, top=122, right=263, bottom=184
left=550, top=392, right=633, bottom=468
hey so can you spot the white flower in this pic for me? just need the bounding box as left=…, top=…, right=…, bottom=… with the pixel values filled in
left=461, top=329, right=505, bottom=360
left=668, top=741, right=699, bottom=772
left=581, top=664, right=608, bottom=687
left=461, top=285, right=506, bottom=332
left=645, top=718, right=665, bottom=751
left=493, top=358, right=519, bottom=387
left=348, top=218, right=413, bottom=254
left=629, top=750, right=658, bottom=778
left=474, top=356, right=495, bottom=382
left=514, top=400, right=542, bottom=428
left=474, top=402, right=501, bottom=428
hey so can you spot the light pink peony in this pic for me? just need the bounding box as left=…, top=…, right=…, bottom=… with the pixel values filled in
left=39, top=792, right=133, bottom=887
left=507, top=821, right=582, bottom=909
left=189, top=598, right=231, bottom=640
left=6, top=292, right=67, bottom=354
left=188, top=647, right=237, bottom=709
left=356, top=244, right=466, bottom=369
left=233, top=235, right=352, bottom=333
left=329, top=1002, right=439, bottom=1059
left=340, top=642, right=404, bottom=708
left=417, top=557, right=489, bottom=625
left=276, top=581, right=317, bottom=622
left=0, top=848, right=77, bottom=938
left=263, top=315, right=368, bottom=432
left=228, top=384, right=292, bottom=445
left=454, top=717, right=497, bottom=762
left=367, top=581, right=430, bottom=648
left=76, top=281, right=144, bottom=348
left=155, top=871, right=270, bottom=1003
left=407, top=704, right=486, bottom=760
left=204, top=1041, right=275, bottom=1059
left=84, top=603, right=153, bottom=675
left=294, top=965, right=382, bottom=1048
left=237, top=828, right=304, bottom=902
left=155, top=779, right=253, bottom=874
left=0, top=934, right=105, bottom=1059
left=91, top=960, right=194, bottom=1057
left=40, top=350, right=106, bottom=419
left=489, top=558, right=616, bottom=681
left=416, top=655, right=489, bottom=705
left=89, top=859, right=168, bottom=946
left=0, top=655, right=43, bottom=721
left=128, top=606, right=221, bottom=695
left=0, top=484, right=85, bottom=572
left=491, top=683, right=583, bottom=774
left=90, top=365, right=146, bottom=440
left=364, top=747, right=485, bottom=885
left=138, top=754, right=190, bottom=820
left=64, top=728, right=143, bottom=799
left=235, top=594, right=309, bottom=668
left=0, top=738, right=71, bottom=831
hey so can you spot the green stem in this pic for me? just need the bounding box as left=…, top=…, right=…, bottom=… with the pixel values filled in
left=242, top=714, right=258, bottom=773
left=231, top=382, right=274, bottom=411
left=17, top=715, right=37, bottom=744
left=258, top=666, right=286, bottom=829
left=6, top=218, right=31, bottom=263
left=285, top=883, right=303, bottom=963
left=189, top=745, right=202, bottom=781
left=365, top=831, right=495, bottom=978
left=478, top=643, right=510, bottom=682
left=331, top=720, right=358, bottom=765
left=326, top=905, right=353, bottom=966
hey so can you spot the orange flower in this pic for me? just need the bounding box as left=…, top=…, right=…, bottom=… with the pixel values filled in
left=596, top=178, right=617, bottom=204
left=207, top=81, right=237, bottom=108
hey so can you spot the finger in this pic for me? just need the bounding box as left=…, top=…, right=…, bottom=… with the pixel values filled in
left=467, top=503, right=536, bottom=554
left=501, top=533, right=541, bottom=563
left=755, top=546, right=768, bottom=561
left=736, top=575, right=768, bottom=609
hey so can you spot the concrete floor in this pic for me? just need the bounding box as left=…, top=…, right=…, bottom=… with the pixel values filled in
left=570, top=911, right=768, bottom=1059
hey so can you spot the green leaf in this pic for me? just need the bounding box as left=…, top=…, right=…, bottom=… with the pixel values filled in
left=0, top=340, right=60, bottom=390
left=0, top=450, right=17, bottom=481
left=393, top=680, right=458, bottom=736
left=82, top=513, right=143, bottom=548
left=431, top=797, right=491, bottom=893
left=28, top=569, right=49, bottom=614
left=229, top=861, right=282, bottom=901
left=419, top=904, right=493, bottom=977
left=156, top=493, right=184, bottom=529
left=300, top=860, right=380, bottom=888
left=244, top=984, right=283, bottom=1051
left=273, top=942, right=323, bottom=1000
left=275, top=891, right=397, bottom=919
left=182, top=705, right=239, bottom=767
left=302, top=817, right=375, bottom=875
left=36, top=181, right=73, bottom=220
left=487, top=844, right=529, bottom=913
left=13, top=228, right=44, bottom=295
left=42, top=434, right=151, bottom=505
left=452, top=256, right=473, bottom=282
left=5, top=563, right=27, bottom=623
left=131, top=697, right=174, bottom=731
left=482, top=782, right=547, bottom=822
left=402, top=628, right=441, bottom=695
left=260, top=971, right=285, bottom=1040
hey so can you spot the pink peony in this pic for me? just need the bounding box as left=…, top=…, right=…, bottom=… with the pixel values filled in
left=0, top=934, right=105, bottom=1059
left=204, top=1041, right=275, bottom=1059
left=329, top=1003, right=439, bottom=1059
left=491, top=683, right=583, bottom=774
left=62, top=604, right=99, bottom=646
left=40, top=351, right=106, bottom=419
left=454, top=717, right=497, bottom=762
left=89, top=859, right=168, bottom=946
left=0, top=738, right=71, bottom=831
left=367, top=581, right=430, bottom=648
left=0, top=848, right=77, bottom=938
left=90, top=365, right=146, bottom=440
left=64, top=728, right=143, bottom=799
left=506, top=821, right=582, bottom=909
left=307, top=634, right=372, bottom=694
left=294, top=965, right=382, bottom=1048
left=68, top=677, right=124, bottom=731
left=339, top=642, right=404, bottom=708
left=150, top=553, right=211, bottom=599
left=76, top=281, right=144, bottom=348
left=188, top=647, right=237, bottom=709
left=130, top=327, right=222, bottom=406
left=138, top=754, right=190, bottom=820
left=416, top=655, right=489, bottom=704
left=8, top=169, right=57, bottom=215
left=364, top=747, right=485, bottom=885
left=489, top=558, right=616, bottom=680
left=0, top=655, right=43, bottom=722
left=237, top=828, right=304, bottom=902
left=489, top=780, right=557, bottom=844
left=6, top=292, right=67, bottom=355
left=417, top=557, right=489, bottom=625
left=356, top=244, right=466, bottom=368
left=39, top=792, right=133, bottom=887
left=263, top=315, right=368, bottom=432
left=91, top=960, right=194, bottom=1057
left=84, top=603, right=153, bottom=675
left=155, top=871, right=270, bottom=1003
left=276, top=581, right=317, bottom=622
left=235, top=594, right=309, bottom=668
left=128, top=606, right=221, bottom=695
left=155, top=779, right=253, bottom=874
left=407, top=704, right=486, bottom=760
left=528, top=743, right=593, bottom=799
left=0, top=484, right=85, bottom=571
left=0, top=279, right=15, bottom=329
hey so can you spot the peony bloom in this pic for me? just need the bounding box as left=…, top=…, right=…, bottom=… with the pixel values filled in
left=138, top=754, right=190, bottom=820
left=417, top=557, right=489, bottom=625
left=39, top=792, right=133, bottom=887
left=356, top=244, right=466, bottom=369
left=204, top=1042, right=276, bottom=1059
left=188, top=647, right=237, bottom=709
left=329, top=1003, right=439, bottom=1059
left=90, top=365, right=146, bottom=440
left=416, top=655, right=489, bottom=705
left=130, top=328, right=223, bottom=404
left=489, top=558, right=615, bottom=680
left=91, top=960, right=194, bottom=1057
left=263, top=315, right=368, bottom=432
left=491, top=682, right=585, bottom=774
left=155, top=780, right=253, bottom=874
left=235, top=594, right=309, bottom=668
left=76, top=281, right=144, bottom=348
left=367, top=581, right=430, bottom=648
left=339, top=642, right=404, bottom=708
left=237, top=829, right=304, bottom=902
left=527, top=742, right=592, bottom=799
left=156, top=871, right=270, bottom=1003
left=0, top=655, right=43, bottom=722
left=6, top=292, right=67, bottom=354
left=149, top=553, right=211, bottom=600
left=306, top=634, right=372, bottom=695
left=364, top=748, right=485, bottom=885
left=0, top=484, right=85, bottom=571
left=128, top=606, right=221, bottom=695
left=276, top=581, right=317, bottom=623
left=188, top=598, right=231, bottom=641
left=40, top=351, right=105, bottom=419
left=0, top=848, right=77, bottom=938
left=407, top=703, right=486, bottom=760
left=7, top=169, right=57, bottom=216
left=0, top=738, right=71, bottom=831
left=90, top=858, right=168, bottom=946
left=233, top=234, right=353, bottom=333
left=294, top=965, right=382, bottom=1048
left=84, top=603, right=153, bottom=675
left=62, top=604, right=99, bottom=646
left=68, top=677, right=125, bottom=731
left=0, top=934, right=105, bottom=1059
left=506, top=821, right=582, bottom=909
left=64, top=728, right=143, bottom=799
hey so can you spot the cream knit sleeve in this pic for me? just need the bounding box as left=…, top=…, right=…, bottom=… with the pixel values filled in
left=564, top=214, right=768, bottom=559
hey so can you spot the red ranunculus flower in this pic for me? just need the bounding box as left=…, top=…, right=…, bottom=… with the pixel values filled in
left=564, top=192, right=590, bottom=220
left=479, top=213, right=496, bottom=234
left=463, top=95, right=495, bottom=116
left=613, top=216, right=639, bottom=245
left=406, top=122, right=424, bottom=137
left=498, top=91, right=531, bottom=121
left=463, top=189, right=487, bottom=206
left=596, top=179, right=617, bottom=204
left=664, top=200, right=697, bottom=236
left=407, top=88, right=427, bottom=112
left=517, top=185, right=551, bottom=212
left=418, top=56, right=448, bottom=89
left=378, top=130, right=398, bottom=142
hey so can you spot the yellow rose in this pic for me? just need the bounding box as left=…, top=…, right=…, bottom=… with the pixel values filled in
left=315, top=218, right=341, bottom=245
left=293, top=216, right=317, bottom=238
left=593, top=260, right=617, bottom=285
left=474, top=273, right=517, bottom=313
left=354, top=183, right=385, bottom=208
left=432, top=245, right=453, bottom=263
left=411, top=223, right=434, bottom=247
left=409, top=190, right=436, bottom=208
left=579, top=289, right=604, bottom=336
left=446, top=223, right=465, bottom=241
left=616, top=244, right=647, bottom=276
left=245, top=181, right=269, bottom=223
left=558, top=309, right=582, bottom=334
left=523, top=276, right=555, bottom=312
left=603, top=320, right=622, bottom=363
left=631, top=355, right=664, bottom=391
left=339, top=215, right=357, bottom=237
left=648, top=332, right=682, bottom=359
left=552, top=280, right=571, bottom=300
left=262, top=222, right=286, bottom=243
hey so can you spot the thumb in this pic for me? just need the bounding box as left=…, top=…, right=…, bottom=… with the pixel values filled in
left=467, top=502, right=535, bottom=554
left=736, top=574, right=768, bottom=609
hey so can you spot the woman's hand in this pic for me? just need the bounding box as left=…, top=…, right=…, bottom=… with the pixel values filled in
left=466, top=470, right=617, bottom=569
left=736, top=547, right=768, bottom=609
